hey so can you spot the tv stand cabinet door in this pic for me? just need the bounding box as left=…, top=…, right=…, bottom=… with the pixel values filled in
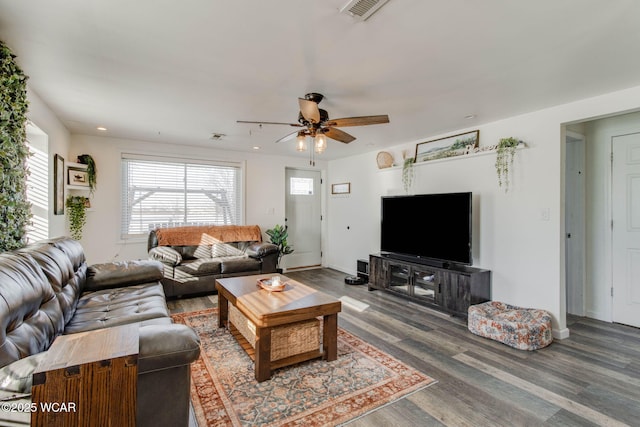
left=368, top=255, right=386, bottom=290
left=439, top=271, right=472, bottom=316
left=412, top=267, right=441, bottom=306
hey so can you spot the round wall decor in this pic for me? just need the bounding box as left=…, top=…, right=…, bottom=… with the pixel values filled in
left=376, top=151, right=393, bottom=169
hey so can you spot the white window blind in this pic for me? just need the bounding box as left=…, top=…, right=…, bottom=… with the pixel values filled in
left=121, top=154, right=243, bottom=239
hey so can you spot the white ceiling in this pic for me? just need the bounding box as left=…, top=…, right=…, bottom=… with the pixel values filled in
left=2, top=0, right=640, bottom=160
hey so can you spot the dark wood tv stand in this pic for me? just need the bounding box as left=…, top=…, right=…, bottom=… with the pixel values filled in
left=368, top=254, right=491, bottom=318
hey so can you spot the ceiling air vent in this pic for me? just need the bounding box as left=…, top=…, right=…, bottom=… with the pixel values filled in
left=340, top=0, right=390, bottom=21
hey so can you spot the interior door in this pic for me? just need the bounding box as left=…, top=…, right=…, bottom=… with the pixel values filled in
left=284, top=168, right=322, bottom=269
left=612, top=132, right=640, bottom=328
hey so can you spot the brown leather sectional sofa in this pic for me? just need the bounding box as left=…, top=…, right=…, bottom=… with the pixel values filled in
left=0, top=237, right=201, bottom=427
left=148, top=224, right=278, bottom=297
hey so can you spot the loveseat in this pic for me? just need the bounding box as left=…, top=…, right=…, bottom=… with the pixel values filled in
left=0, top=237, right=201, bottom=427
left=148, top=224, right=278, bottom=297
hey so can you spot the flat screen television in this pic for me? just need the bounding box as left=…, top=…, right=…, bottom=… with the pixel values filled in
left=381, top=192, right=472, bottom=267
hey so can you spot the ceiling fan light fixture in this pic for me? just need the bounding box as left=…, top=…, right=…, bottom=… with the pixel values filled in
left=296, top=132, right=307, bottom=152
left=315, top=134, right=327, bottom=154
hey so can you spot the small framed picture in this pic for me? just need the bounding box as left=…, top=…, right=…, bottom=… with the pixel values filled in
left=68, top=169, right=90, bottom=187
left=331, top=182, right=350, bottom=194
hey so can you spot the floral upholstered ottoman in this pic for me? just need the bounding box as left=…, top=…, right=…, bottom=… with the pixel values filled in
left=467, top=301, right=553, bottom=350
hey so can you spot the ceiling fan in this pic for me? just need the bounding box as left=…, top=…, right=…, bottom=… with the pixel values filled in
left=237, top=93, right=389, bottom=163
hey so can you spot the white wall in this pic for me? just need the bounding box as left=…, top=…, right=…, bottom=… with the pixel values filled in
left=583, top=111, right=640, bottom=322
left=69, top=135, right=326, bottom=264
left=326, top=84, right=640, bottom=338
left=26, top=87, right=71, bottom=238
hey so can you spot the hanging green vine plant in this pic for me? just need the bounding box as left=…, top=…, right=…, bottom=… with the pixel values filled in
left=402, top=157, right=415, bottom=193
left=66, top=196, right=88, bottom=240
left=0, top=40, right=31, bottom=251
left=495, top=137, right=521, bottom=192
left=77, top=154, right=97, bottom=194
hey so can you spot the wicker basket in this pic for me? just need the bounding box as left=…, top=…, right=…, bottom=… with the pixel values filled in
left=228, top=304, right=321, bottom=361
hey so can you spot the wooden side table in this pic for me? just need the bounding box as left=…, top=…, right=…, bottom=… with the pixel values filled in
left=31, top=324, right=139, bottom=427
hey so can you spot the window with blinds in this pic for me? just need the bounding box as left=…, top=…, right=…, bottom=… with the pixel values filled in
left=121, top=154, right=243, bottom=239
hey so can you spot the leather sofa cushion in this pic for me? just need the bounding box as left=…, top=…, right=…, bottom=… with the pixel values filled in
left=86, top=260, right=163, bottom=291
left=211, top=242, right=244, bottom=257
left=220, top=256, right=261, bottom=274
left=64, top=283, right=169, bottom=334
left=175, top=259, right=222, bottom=277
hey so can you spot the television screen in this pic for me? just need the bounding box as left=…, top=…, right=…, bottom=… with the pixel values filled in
left=381, top=192, right=472, bottom=265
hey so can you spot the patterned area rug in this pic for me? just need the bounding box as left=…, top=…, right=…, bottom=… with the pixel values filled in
left=172, top=308, right=436, bottom=427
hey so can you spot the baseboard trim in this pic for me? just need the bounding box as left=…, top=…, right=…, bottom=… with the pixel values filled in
left=553, top=328, right=570, bottom=340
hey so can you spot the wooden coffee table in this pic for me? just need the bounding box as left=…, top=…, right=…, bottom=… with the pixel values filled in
left=216, top=274, right=341, bottom=382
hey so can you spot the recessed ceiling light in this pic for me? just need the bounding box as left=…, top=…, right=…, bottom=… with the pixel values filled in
left=464, top=115, right=476, bottom=120
left=96, top=126, right=107, bottom=131
left=252, top=146, right=261, bottom=150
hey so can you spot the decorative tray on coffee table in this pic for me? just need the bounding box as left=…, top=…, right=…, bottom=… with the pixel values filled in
left=257, top=278, right=286, bottom=292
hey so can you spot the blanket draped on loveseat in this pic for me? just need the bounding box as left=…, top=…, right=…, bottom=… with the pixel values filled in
left=155, top=224, right=262, bottom=246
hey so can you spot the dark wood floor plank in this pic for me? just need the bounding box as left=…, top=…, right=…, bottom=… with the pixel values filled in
left=168, top=269, right=640, bottom=427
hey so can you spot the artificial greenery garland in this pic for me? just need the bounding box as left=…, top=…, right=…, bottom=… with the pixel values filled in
left=66, top=196, right=88, bottom=240
left=402, top=157, right=415, bottom=193
left=495, top=137, right=520, bottom=192
left=0, top=40, right=31, bottom=252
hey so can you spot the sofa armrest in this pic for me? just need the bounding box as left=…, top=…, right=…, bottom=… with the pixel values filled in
left=148, top=246, right=182, bottom=266
left=85, top=260, right=164, bottom=292
left=137, top=324, right=201, bottom=373
left=246, top=242, right=278, bottom=258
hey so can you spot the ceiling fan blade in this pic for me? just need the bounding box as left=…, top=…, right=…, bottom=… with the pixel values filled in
left=298, top=98, right=321, bottom=124
left=237, top=120, right=302, bottom=127
left=325, top=115, right=390, bottom=127
left=275, top=130, right=300, bottom=143
left=324, top=127, right=356, bottom=144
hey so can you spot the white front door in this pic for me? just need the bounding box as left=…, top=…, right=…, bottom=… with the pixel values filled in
left=284, top=168, right=322, bottom=269
left=612, top=132, right=640, bottom=327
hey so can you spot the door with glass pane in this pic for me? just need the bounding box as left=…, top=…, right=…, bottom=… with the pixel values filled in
left=284, top=168, right=322, bottom=269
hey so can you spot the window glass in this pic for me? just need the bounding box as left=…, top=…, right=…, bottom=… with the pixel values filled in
left=290, top=177, right=313, bottom=195
left=121, top=154, right=242, bottom=238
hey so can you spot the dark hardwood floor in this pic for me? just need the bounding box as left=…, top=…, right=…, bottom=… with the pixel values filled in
left=168, top=268, right=640, bottom=427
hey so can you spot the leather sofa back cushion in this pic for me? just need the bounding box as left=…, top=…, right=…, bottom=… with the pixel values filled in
left=85, top=260, right=163, bottom=292
left=0, top=253, right=64, bottom=368
left=17, top=242, right=85, bottom=325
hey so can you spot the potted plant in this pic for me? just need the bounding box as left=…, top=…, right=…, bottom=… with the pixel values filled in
left=495, top=137, right=521, bottom=192
left=66, top=196, right=89, bottom=240
left=77, top=154, right=97, bottom=194
left=265, top=224, right=294, bottom=272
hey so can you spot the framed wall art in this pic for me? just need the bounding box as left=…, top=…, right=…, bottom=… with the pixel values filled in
left=415, top=130, right=479, bottom=163
left=331, top=182, right=351, bottom=194
left=54, top=154, right=65, bottom=215
left=68, top=169, right=90, bottom=187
